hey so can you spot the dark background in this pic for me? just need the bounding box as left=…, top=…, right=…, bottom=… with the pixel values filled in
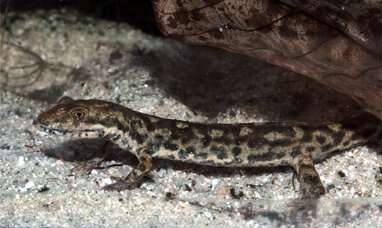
left=0, top=0, right=160, bottom=35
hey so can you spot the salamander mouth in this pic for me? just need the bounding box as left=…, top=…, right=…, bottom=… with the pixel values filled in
left=39, top=124, right=103, bottom=137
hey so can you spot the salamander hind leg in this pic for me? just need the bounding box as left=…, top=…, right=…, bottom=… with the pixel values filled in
left=103, top=147, right=153, bottom=191
left=292, top=152, right=325, bottom=198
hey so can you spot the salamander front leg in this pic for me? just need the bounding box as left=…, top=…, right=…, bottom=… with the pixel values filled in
left=103, top=147, right=153, bottom=191
left=73, top=141, right=113, bottom=174
left=292, top=152, right=325, bottom=198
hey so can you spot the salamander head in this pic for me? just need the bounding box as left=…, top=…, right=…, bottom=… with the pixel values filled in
left=35, top=96, right=125, bottom=139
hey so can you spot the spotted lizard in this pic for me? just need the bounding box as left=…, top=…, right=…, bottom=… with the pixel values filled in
left=35, top=96, right=382, bottom=198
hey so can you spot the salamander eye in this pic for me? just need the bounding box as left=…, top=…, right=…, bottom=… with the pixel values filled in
left=71, top=108, right=87, bottom=121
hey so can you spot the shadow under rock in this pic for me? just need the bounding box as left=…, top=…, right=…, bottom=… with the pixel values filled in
left=129, top=41, right=363, bottom=124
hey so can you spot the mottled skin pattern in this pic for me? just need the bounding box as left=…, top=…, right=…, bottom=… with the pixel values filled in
left=153, top=0, right=382, bottom=120
left=36, top=97, right=382, bottom=198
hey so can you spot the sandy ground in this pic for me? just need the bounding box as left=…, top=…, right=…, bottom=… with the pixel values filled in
left=1, top=8, right=382, bottom=227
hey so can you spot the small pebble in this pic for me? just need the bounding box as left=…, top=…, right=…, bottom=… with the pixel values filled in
left=17, top=157, right=26, bottom=167
left=100, top=177, right=113, bottom=187
left=210, top=178, right=220, bottom=190
left=19, top=181, right=35, bottom=193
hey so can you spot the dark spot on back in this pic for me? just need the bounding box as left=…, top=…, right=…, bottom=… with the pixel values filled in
left=179, top=130, right=193, bottom=144
left=332, top=131, right=345, bottom=146
left=247, top=138, right=266, bottom=148
left=341, top=140, right=351, bottom=148
left=129, top=131, right=146, bottom=144
left=202, top=135, right=212, bottom=147
left=142, top=117, right=155, bottom=132
left=178, top=149, right=190, bottom=159
left=232, top=146, right=242, bottom=157
left=315, top=135, right=327, bottom=145
left=155, top=134, right=164, bottom=141
left=131, top=120, right=144, bottom=129
left=232, top=146, right=242, bottom=162
left=305, top=146, right=316, bottom=152
left=121, top=138, right=130, bottom=146
left=178, top=146, right=195, bottom=159
left=280, top=160, right=289, bottom=166
left=186, top=146, right=195, bottom=154
left=290, top=146, right=301, bottom=158
left=171, top=132, right=180, bottom=141
left=164, top=142, right=179, bottom=151
left=267, top=139, right=293, bottom=147
left=145, top=147, right=156, bottom=155
left=301, top=131, right=312, bottom=143
left=210, top=145, right=227, bottom=160
left=147, top=140, right=161, bottom=154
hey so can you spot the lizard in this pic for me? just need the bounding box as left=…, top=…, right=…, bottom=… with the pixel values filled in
left=35, top=96, right=382, bottom=198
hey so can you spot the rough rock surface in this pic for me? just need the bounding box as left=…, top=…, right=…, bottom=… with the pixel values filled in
left=153, top=0, right=382, bottom=120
